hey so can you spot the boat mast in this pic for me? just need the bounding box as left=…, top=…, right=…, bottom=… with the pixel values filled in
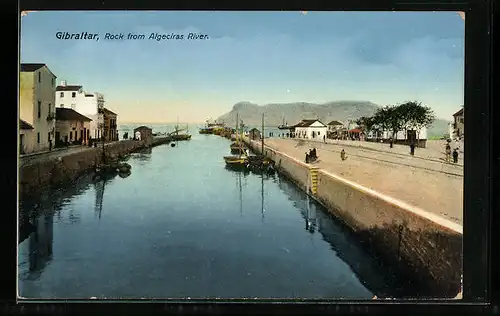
left=261, top=113, right=265, bottom=155
left=236, top=112, right=240, bottom=157
left=239, top=172, right=243, bottom=216
left=261, top=172, right=265, bottom=222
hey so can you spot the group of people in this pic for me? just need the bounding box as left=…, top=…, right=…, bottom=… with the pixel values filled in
left=305, top=148, right=318, bottom=163
left=445, top=142, right=460, bottom=163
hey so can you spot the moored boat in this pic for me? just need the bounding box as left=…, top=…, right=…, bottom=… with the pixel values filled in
left=223, top=112, right=248, bottom=168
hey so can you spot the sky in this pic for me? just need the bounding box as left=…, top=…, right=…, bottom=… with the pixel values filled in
left=20, top=11, right=465, bottom=123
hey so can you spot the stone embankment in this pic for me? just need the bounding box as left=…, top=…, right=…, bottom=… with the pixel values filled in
left=19, top=138, right=168, bottom=197
left=243, top=136, right=462, bottom=298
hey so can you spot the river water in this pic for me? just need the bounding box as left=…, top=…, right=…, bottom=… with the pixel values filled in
left=18, top=130, right=406, bottom=299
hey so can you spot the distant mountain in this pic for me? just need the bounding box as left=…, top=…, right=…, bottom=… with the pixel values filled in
left=216, top=100, right=379, bottom=126
left=216, top=101, right=450, bottom=138
left=427, top=119, right=451, bottom=138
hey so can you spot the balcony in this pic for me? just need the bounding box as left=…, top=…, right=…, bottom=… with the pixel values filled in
left=47, top=112, right=56, bottom=121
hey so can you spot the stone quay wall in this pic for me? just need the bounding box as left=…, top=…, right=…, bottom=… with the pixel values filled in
left=243, top=136, right=462, bottom=297
left=19, top=139, right=151, bottom=197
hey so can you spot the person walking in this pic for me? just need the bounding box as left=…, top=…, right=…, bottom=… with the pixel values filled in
left=340, top=149, right=347, bottom=161
left=452, top=148, right=459, bottom=163
left=409, top=142, right=415, bottom=156
left=445, top=142, right=452, bottom=163
left=323, top=135, right=326, bottom=143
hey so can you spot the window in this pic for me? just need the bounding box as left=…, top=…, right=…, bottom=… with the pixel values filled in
left=60, top=92, right=64, bottom=98
left=37, top=101, right=41, bottom=118
left=72, top=92, right=76, bottom=98
left=60, top=104, right=64, bottom=108
left=37, top=132, right=40, bottom=143
left=38, top=72, right=41, bottom=83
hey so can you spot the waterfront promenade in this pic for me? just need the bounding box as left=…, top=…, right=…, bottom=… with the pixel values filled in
left=19, top=142, right=115, bottom=168
left=263, top=138, right=463, bottom=224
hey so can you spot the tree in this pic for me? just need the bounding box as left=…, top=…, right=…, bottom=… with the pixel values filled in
left=399, top=101, right=435, bottom=143
left=372, top=105, right=404, bottom=140
left=355, top=116, right=375, bottom=133
left=371, top=106, right=391, bottom=139
left=394, top=102, right=414, bottom=140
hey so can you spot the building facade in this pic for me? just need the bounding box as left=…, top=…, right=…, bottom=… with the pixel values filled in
left=19, top=119, right=36, bottom=154
left=292, top=120, right=328, bottom=140
left=326, top=120, right=344, bottom=139
left=20, top=63, right=57, bottom=153
left=248, top=128, right=261, bottom=140
left=450, top=108, right=464, bottom=140
left=366, top=126, right=428, bottom=147
left=55, top=108, right=92, bottom=146
left=133, top=126, right=153, bottom=142
left=55, top=81, right=105, bottom=140
left=103, top=108, right=118, bottom=141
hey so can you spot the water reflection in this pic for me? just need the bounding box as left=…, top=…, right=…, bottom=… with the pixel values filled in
left=19, top=172, right=119, bottom=281
left=27, top=212, right=53, bottom=275
left=276, top=176, right=412, bottom=298
left=18, top=137, right=391, bottom=299
left=131, top=147, right=152, bottom=161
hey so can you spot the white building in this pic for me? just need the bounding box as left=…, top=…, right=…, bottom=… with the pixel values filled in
left=55, top=81, right=104, bottom=139
left=20, top=63, right=57, bottom=153
left=292, top=119, right=328, bottom=140
left=367, top=126, right=428, bottom=147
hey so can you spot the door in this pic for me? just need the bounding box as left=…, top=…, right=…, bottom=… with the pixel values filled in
left=55, top=132, right=60, bottom=146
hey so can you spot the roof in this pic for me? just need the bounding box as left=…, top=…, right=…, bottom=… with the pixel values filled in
left=20, top=63, right=56, bottom=78
left=327, top=120, right=343, bottom=126
left=453, top=108, right=464, bottom=117
left=103, top=108, right=117, bottom=116
left=292, top=119, right=327, bottom=128
left=56, top=108, right=92, bottom=122
left=19, top=119, right=34, bottom=130
left=348, top=128, right=362, bottom=133
left=56, top=85, right=82, bottom=91
left=20, top=63, right=45, bottom=72
left=134, top=126, right=152, bottom=131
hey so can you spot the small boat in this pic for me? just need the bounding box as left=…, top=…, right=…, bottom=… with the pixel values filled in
left=231, top=147, right=246, bottom=155
left=170, top=134, right=192, bottom=141
left=224, top=112, right=248, bottom=168
left=199, top=128, right=212, bottom=134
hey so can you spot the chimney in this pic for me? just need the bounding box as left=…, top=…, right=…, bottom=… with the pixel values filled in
left=60, top=80, right=67, bottom=86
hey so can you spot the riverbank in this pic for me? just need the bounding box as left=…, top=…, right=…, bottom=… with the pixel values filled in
left=19, top=137, right=169, bottom=197
left=242, top=136, right=462, bottom=298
